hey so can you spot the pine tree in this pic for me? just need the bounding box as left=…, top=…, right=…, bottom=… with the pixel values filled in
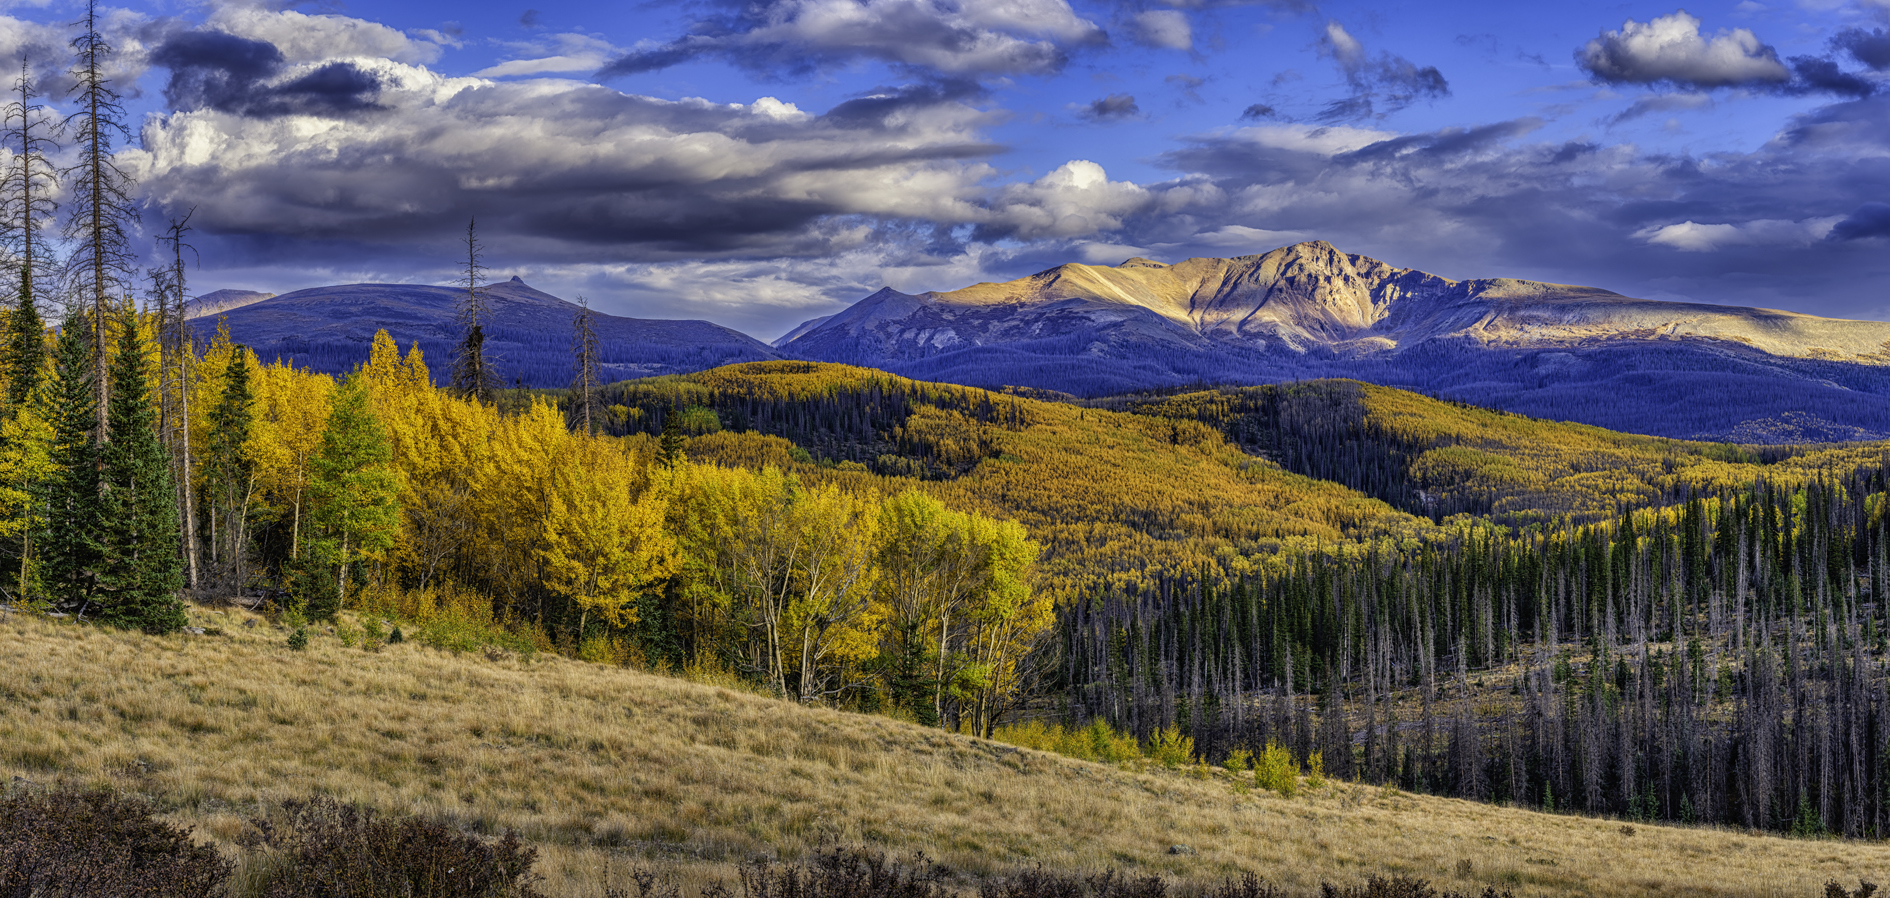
left=305, top=373, right=398, bottom=618
left=659, top=401, right=683, bottom=469
left=41, top=309, right=100, bottom=612
left=93, top=310, right=184, bottom=633
left=203, top=347, right=254, bottom=593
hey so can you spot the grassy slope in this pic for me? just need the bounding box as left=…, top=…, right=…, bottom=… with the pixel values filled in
left=3, top=606, right=1883, bottom=898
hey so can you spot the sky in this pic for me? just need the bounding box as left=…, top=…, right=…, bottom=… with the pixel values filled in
left=3, top=0, right=1889, bottom=339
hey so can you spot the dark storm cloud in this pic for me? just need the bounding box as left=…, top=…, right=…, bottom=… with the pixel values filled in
left=1831, top=203, right=1890, bottom=241
left=1240, top=103, right=1276, bottom=120
left=1834, top=28, right=1890, bottom=72
left=1314, top=22, right=1449, bottom=123
left=137, top=74, right=1005, bottom=264
left=595, top=0, right=1103, bottom=81
left=151, top=30, right=384, bottom=117
left=1080, top=93, right=1139, bottom=121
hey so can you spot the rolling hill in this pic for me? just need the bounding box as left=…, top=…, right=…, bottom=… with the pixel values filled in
left=777, top=241, right=1890, bottom=441
left=190, top=278, right=781, bottom=386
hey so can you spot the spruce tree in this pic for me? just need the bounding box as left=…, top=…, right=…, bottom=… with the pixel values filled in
left=94, top=310, right=184, bottom=633
left=42, top=309, right=99, bottom=611
left=305, top=373, right=398, bottom=618
left=659, top=401, right=683, bottom=469
left=202, top=347, right=253, bottom=593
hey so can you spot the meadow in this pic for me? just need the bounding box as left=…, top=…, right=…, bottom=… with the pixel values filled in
left=2, top=605, right=1882, bottom=898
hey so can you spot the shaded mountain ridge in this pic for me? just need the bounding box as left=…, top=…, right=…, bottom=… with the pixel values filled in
left=194, top=276, right=780, bottom=387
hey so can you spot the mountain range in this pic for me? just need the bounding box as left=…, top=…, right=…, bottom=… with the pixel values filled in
left=191, top=277, right=780, bottom=386
left=777, top=241, right=1890, bottom=441
left=194, top=241, right=1890, bottom=442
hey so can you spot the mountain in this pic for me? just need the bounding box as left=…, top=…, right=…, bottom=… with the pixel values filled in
left=193, top=277, right=780, bottom=387
left=777, top=241, right=1890, bottom=441
left=186, top=288, right=275, bottom=318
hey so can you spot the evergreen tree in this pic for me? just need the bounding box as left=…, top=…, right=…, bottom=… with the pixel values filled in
left=94, top=310, right=184, bottom=633
left=203, top=347, right=254, bottom=593
left=305, top=373, right=398, bottom=618
left=41, top=310, right=99, bottom=611
left=659, top=401, right=683, bottom=469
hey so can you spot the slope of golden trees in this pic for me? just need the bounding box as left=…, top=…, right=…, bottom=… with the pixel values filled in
left=151, top=336, right=1051, bottom=727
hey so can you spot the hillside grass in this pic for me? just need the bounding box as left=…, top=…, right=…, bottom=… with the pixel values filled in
left=2, top=605, right=1883, bottom=898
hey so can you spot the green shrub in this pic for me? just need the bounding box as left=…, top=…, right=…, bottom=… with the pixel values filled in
left=1306, top=751, right=1326, bottom=789
left=989, top=718, right=1141, bottom=764
left=1255, top=741, right=1299, bottom=797
left=1147, top=726, right=1195, bottom=768
left=287, top=627, right=308, bottom=651
left=1223, top=748, right=1253, bottom=774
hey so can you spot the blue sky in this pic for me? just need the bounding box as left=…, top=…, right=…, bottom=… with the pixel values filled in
left=7, top=0, right=1890, bottom=338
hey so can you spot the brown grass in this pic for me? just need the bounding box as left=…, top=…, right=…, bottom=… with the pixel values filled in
left=1, top=605, right=1882, bottom=898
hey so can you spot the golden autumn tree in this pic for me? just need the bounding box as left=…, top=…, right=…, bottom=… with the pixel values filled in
left=537, top=429, right=676, bottom=636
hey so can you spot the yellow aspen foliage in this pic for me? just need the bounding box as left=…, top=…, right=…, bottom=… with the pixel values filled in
left=0, top=399, right=55, bottom=596
left=249, top=361, right=334, bottom=559
left=537, top=432, right=676, bottom=629
left=359, top=332, right=496, bottom=588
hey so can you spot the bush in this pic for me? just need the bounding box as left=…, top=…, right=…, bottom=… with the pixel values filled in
left=1255, top=741, right=1299, bottom=797
left=1147, top=726, right=1195, bottom=768
left=0, top=787, right=230, bottom=898
left=287, top=627, right=308, bottom=651
left=990, top=718, right=1142, bottom=764
left=251, top=797, right=543, bottom=898
left=1223, top=748, right=1253, bottom=774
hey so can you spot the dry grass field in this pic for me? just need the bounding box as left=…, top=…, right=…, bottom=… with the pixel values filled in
left=1, top=604, right=1882, bottom=897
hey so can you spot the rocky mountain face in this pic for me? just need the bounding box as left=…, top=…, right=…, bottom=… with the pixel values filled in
left=196, top=277, right=780, bottom=387
left=779, top=241, right=1890, bottom=441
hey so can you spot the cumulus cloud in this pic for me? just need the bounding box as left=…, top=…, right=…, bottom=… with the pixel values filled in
left=1577, top=12, right=1789, bottom=88
left=1078, top=93, right=1139, bottom=121
left=203, top=3, right=442, bottom=65
left=1577, top=11, right=1874, bottom=97
left=1635, top=217, right=1840, bottom=251
left=597, top=0, right=1103, bottom=80
left=978, top=161, right=1156, bottom=239
left=1130, top=10, right=1191, bottom=51
left=1314, top=21, right=1449, bottom=122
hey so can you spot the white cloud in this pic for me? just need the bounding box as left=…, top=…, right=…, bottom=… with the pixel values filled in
left=603, top=0, right=1104, bottom=78
left=1577, top=11, right=1790, bottom=88
left=983, top=161, right=1155, bottom=239
left=205, top=3, right=441, bottom=65
left=1131, top=11, right=1192, bottom=51
left=477, top=33, right=620, bottom=77
left=1637, top=216, right=1843, bottom=251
